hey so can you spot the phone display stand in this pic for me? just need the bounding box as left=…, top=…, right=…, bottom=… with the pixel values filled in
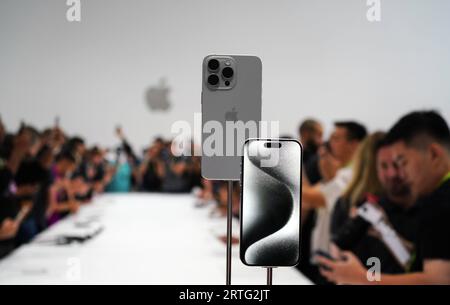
left=266, top=267, right=273, bottom=285
left=226, top=181, right=233, bottom=285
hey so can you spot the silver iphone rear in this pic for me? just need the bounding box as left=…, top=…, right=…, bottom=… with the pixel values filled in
left=201, top=55, right=262, bottom=180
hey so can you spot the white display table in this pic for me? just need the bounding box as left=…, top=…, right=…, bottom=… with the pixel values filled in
left=0, top=193, right=312, bottom=285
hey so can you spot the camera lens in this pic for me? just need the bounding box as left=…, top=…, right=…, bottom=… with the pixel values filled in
left=207, top=74, right=219, bottom=86
left=222, top=67, right=234, bottom=79
left=208, top=59, right=220, bottom=71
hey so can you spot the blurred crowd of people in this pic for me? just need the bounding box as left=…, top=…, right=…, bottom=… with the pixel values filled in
left=1, top=110, right=449, bottom=285
left=192, top=110, right=450, bottom=285
left=0, top=120, right=203, bottom=259
left=297, top=111, right=450, bottom=284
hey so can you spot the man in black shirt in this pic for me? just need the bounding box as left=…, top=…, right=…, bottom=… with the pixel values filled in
left=139, top=141, right=165, bottom=192
left=318, top=111, right=450, bottom=284
left=296, top=119, right=323, bottom=281
left=1, top=160, right=44, bottom=258
left=330, top=141, right=421, bottom=275
left=1, top=133, right=34, bottom=196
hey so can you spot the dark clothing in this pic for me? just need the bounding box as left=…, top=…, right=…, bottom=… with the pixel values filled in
left=30, top=168, right=52, bottom=232
left=92, top=163, right=105, bottom=182
left=0, top=134, right=14, bottom=160
left=304, top=154, right=322, bottom=185
left=15, top=218, right=38, bottom=246
left=141, top=161, right=162, bottom=192
left=296, top=210, right=317, bottom=281
left=302, top=147, right=321, bottom=185
left=161, top=157, right=192, bottom=193
left=0, top=167, right=13, bottom=197
left=297, top=147, right=321, bottom=282
left=0, top=196, right=20, bottom=258
left=72, top=161, right=88, bottom=180
left=122, top=139, right=139, bottom=166
left=72, top=161, right=104, bottom=201
left=189, top=172, right=202, bottom=190
left=302, top=146, right=315, bottom=165
left=331, top=196, right=422, bottom=274
left=417, top=178, right=450, bottom=261
left=0, top=165, right=16, bottom=255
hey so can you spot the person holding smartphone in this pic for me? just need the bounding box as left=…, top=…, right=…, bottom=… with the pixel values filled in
left=302, top=122, right=367, bottom=283
left=328, top=132, right=420, bottom=276
left=317, top=111, right=450, bottom=284
left=0, top=160, right=44, bottom=258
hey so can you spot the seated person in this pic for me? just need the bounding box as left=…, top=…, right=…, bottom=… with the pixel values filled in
left=160, top=141, right=193, bottom=193
left=137, top=139, right=165, bottom=192
left=1, top=160, right=44, bottom=258
left=318, top=111, right=450, bottom=284
left=47, top=151, right=80, bottom=226
left=0, top=126, right=36, bottom=195
left=330, top=133, right=420, bottom=275
left=302, top=122, right=367, bottom=261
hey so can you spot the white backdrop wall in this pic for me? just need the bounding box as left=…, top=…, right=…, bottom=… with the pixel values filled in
left=1, top=0, right=449, bottom=150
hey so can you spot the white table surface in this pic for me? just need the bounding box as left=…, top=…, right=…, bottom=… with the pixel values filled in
left=0, top=193, right=312, bottom=285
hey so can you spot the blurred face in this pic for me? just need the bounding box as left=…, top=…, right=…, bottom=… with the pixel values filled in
left=91, top=153, right=103, bottom=165
left=147, top=146, right=159, bottom=158
left=389, top=141, right=435, bottom=198
left=154, top=140, right=164, bottom=150
left=314, top=124, right=324, bottom=143
left=218, top=185, right=228, bottom=205
left=76, top=144, right=86, bottom=158
left=15, top=130, right=33, bottom=153
left=71, top=177, right=89, bottom=194
left=40, top=151, right=54, bottom=169
left=29, top=138, right=42, bottom=157
left=59, top=160, right=76, bottom=176
left=329, top=127, right=356, bottom=162
left=300, top=124, right=323, bottom=150
left=376, top=146, right=411, bottom=199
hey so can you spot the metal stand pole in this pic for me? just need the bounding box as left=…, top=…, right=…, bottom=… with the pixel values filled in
left=226, top=181, right=233, bottom=285
left=267, top=267, right=273, bottom=285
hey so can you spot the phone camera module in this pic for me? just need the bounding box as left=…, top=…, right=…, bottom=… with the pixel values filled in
left=222, top=67, right=234, bottom=79
left=207, top=74, right=220, bottom=86
left=208, top=59, right=220, bottom=71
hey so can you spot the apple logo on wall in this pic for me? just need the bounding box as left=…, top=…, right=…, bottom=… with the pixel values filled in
left=145, top=78, right=171, bottom=112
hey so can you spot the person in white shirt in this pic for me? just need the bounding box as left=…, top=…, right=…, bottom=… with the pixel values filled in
left=302, top=121, right=367, bottom=279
